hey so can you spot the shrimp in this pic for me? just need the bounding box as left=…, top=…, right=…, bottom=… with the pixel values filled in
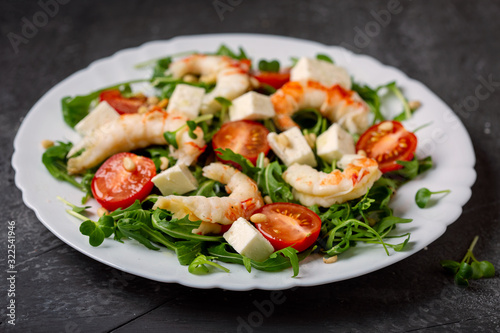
left=271, top=80, right=370, bottom=134
left=282, top=155, right=382, bottom=207
left=169, top=54, right=251, bottom=114
left=153, top=162, right=264, bottom=229
left=66, top=110, right=206, bottom=174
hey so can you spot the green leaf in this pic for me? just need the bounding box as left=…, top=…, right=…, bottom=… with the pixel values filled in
left=175, top=241, right=204, bottom=266
left=188, top=254, right=230, bottom=275
left=214, top=44, right=249, bottom=60
left=478, top=261, right=495, bottom=278
left=214, top=148, right=260, bottom=178
left=163, top=130, right=179, bottom=149
left=261, top=161, right=294, bottom=203
left=186, top=120, right=198, bottom=139
left=415, top=188, right=432, bottom=208
left=258, top=59, right=280, bottom=72
left=374, top=216, right=412, bottom=235
left=97, top=215, right=115, bottom=238
left=270, top=247, right=301, bottom=277
left=316, top=54, right=334, bottom=64
left=207, top=243, right=314, bottom=273
left=42, top=141, right=84, bottom=189
left=457, top=262, right=473, bottom=280
left=79, top=220, right=105, bottom=247
left=441, top=260, right=460, bottom=274
left=454, top=273, right=469, bottom=287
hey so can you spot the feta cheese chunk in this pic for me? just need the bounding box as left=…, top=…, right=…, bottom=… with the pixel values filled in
left=74, top=101, right=120, bottom=136
left=290, top=57, right=352, bottom=89
left=316, top=123, right=355, bottom=164
left=223, top=217, right=274, bottom=262
left=229, top=91, right=275, bottom=121
left=166, top=84, right=205, bottom=119
left=152, top=164, right=198, bottom=196
left=268, top=127, right=317, bottom=167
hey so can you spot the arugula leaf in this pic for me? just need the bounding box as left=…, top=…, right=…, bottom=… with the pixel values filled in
left=214, top=44, right=249, bottom=60
left=207, top=243, right=314, bottom=274
left=260, top=161, right=294, bottom=203
left=214, top=148, right=260, bottom=178
left=42, top=141, right=88, bottom=191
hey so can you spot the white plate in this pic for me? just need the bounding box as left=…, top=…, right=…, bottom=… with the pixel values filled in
left=12, top=34, right=476, bottom=291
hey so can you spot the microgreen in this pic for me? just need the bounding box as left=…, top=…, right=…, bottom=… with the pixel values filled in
left=316, top=54, right=334, bottom=63
left=258, top=59, right=280, bottom=72
left=188, top=254, right=230, bottom=275
left=415, top=188, right=451, bottom=208
left=441, top=236, right=496, bottom=287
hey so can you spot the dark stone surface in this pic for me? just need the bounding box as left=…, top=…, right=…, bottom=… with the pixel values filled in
left=1, top=0, right=499, bottom=332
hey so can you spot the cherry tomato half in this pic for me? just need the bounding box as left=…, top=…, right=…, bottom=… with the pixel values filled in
left=252, top=70, right=290, bottom=90
left=99, top=89, right=146, bottom=114
left=91, top=152, right=156, bottom=211
left=356, top=120, right=417, bottom=173
left=253, top=203, right=322, bottom=252
left=212, top=120, right=270, bottom=166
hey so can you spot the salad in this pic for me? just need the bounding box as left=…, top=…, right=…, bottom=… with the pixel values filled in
left=42, top=45, right=432, bottom=277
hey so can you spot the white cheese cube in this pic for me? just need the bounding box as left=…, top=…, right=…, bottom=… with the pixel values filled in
left=291, top=57, right=352, bottom=89
left=268, top=127, right=317, bottom=167
left=316, top=123, right=355, bottom=164
left=152, top=164, right=198, bottom=196
left=223, top=217, right=274, bottom=262
left=229, top=91, right=275, bottom=121
left=74, top=101, right=120, bottom=136
left=166, top=84, right=205, bottom=119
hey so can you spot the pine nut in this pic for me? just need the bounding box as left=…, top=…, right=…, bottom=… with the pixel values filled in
left=157, top=98, right=169, bottom=109
left=138, top=105, right=149, bottom=114
left=378, top=121, right=394, bottom=132
left=249, top=76, right=260, bottom=89
left=182, top=74, right=198, bottom=83
left=264, top=196, right=273, bottom=204
left=147, top=96, right=159, bottom=105
left=357, top=149, right=367, bottom=157
left=250, top=213, right=267, bottom=224
left=277, top=134, right=290, bottom=149
left=305, top=133, right=316, bottom=149
left=159, top=156, right=169, bottom=170
left=409, top=100, right=422, bottom=110
left=323, top=255, right=338, bottom=264
left=123, top=157, right=136, bottom=172
left=199, top=73, right=217, bottom=84
left=263, top=157, right=270, bottom=167
left=41, top=139, right=54, bottom=149
left=97, top=207, right=109, bottom=217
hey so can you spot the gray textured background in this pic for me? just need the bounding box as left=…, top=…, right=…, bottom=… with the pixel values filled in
left=2, top=0, right=500, bottom=332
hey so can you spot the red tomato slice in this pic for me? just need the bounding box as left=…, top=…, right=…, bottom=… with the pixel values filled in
left=253, top=203, right=321, bottom=252
left=91, top=152, right=156, bottom=211
left=212, top=120, right=270, bottom=166
left=252, top=70, right=290, bottom=90
left=99, top=89, right=146, bottom=114
left=356, top=120, right=417, bottom=173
